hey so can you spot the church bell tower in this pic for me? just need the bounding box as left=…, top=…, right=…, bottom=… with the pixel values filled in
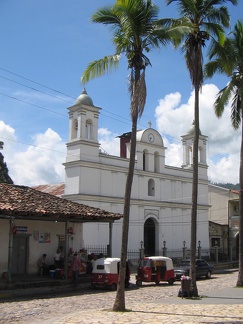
left=181, top=121, right=208, bottom=177
left=65, top=89, right=101, bottom=163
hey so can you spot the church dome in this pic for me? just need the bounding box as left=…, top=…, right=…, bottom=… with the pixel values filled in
left=187, top=121, right=202, bottom=135
left=75, top=89, right=93, bottom=106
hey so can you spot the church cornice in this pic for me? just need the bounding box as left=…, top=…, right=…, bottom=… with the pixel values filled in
left=63, top=158, right=209, bottom=184
left=66, top=139, right=100, bottom=147
left=62, top=193, right=210, bottom=210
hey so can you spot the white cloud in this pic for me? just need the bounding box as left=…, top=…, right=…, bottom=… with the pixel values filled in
left=0, top=120, right=16, bottom=142
left=164, top=142, right=182, bottom=168
left=208, top=153, right=239, bottom=184
left=98, top=128, right=120, bottom=156
left=154, top=83, right=240, bottom=184
left=0, top=122, right=66, bottom=186
left=155, top=91, right=193, bottom=139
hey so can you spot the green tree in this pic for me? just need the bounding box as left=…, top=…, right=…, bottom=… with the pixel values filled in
left=205, top=20, right=243, bottom=286
left=0, top=142, right=13, bottom=184
left=81, top=0, right=184, bottom=311
left=166, top=0, right=237, bottom=297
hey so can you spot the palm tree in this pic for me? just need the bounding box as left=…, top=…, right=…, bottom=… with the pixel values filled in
left=205, top=20, right=243, bottom=286
left=81, top=0, right=183, bottom=311
left=166, top=0, right=237, bottom=297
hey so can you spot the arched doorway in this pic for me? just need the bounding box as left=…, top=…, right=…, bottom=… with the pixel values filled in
left=144, top=218, right=155, bottom=256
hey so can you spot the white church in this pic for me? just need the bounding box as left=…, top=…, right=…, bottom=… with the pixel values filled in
left=63, top=89, right=210, bottom=258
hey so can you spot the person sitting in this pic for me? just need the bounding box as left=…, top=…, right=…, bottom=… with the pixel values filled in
left=38, top=253, right=49, bottom=276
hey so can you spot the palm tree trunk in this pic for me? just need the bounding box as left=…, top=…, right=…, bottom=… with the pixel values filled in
left=113, top=64, right=141, bottom=311
left=236, top=109, right=243, bottom=286
left=190, top=80, right=200, bottom=297
left=113, top=115, right=138, bottom=311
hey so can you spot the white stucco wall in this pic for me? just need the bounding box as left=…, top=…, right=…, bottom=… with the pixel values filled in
left=0, top=219, right=84, bottom=275
left=64, top=94, right=210, bottom=258
left=208, top=185, right=230, bottom=225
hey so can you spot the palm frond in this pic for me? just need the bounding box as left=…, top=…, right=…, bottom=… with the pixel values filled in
left=204, top=60, right=224, bottom=77
left=203, top=22, right=225, bottom=40
left=231, top=90, right=242, bottom=129
left=205, top=18, right=243, bottom=130
left=155, top=17, right=192, bottom=48
left=203, top=6, right=230, bottom=29
left=92, top=7, right=120, bottom=26
left=214, top=83, right=234, bottom=117
left=81, top=55, right=120, bottom=85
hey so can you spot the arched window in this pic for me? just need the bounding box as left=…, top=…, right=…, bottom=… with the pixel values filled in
left=86, top=119, right=92, bottom=139
left=71, top=118, right=78, bottom=139
left=148, top=179, right=155, bottom=196
left=154, top=152, right=159, bottom=173
left=199, top=146, right=204, bottom=163
left=143, top=150, right=148, bottom=171
left=189, top=146, right=192, bottom=164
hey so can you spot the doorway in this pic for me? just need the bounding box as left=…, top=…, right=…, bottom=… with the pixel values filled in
left=12, top=235, right=29, bottom=275
left=144, top=218, right=155, bottom=256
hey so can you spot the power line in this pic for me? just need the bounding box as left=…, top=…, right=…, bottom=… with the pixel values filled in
left=0, top=75, right=74, bottom=104
left=0, top=92, right=67, bottom=117
left=0, top=67, right=137, bottom=127
left=0, top=67, right=76, bottom=99
left=0, top=136, right=66, bottom=155
left=0, top=67, right=239, bottom=175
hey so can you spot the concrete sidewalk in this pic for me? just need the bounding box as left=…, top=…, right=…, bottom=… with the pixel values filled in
left=161, top=286, right=243, bottom=304
left=43, top=285, right=243, bottom=324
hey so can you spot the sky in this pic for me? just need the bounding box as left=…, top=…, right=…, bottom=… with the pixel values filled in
left=0, top=0, right=242, bottom=186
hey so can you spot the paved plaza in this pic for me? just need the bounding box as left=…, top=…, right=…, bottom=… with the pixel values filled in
left=0, top=271, right=243, bottom=323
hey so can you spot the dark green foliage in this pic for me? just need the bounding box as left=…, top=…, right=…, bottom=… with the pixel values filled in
left=0, top=152, right=14, bottom=184
left=211, top=182, right=240, bottom=190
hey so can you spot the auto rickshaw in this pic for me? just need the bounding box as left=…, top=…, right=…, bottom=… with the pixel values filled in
left=91, top=257, right=130, bottom=291
left=136, top=256, right=175, bottom=286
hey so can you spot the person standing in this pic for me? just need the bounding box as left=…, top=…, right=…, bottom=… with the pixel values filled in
left=38, top=253, right=49, bottom=276
left=54, top=248, right=61, bottom=268
left=71, top=253, right=81, bottom=287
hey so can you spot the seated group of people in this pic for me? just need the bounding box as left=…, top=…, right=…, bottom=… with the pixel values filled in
left=38, top=247, right=64, bottom=276
left=38, top=248, right=105, bottom=276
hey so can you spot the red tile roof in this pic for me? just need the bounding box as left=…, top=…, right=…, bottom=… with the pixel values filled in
left=230, top=189, right=239, bottom=194
left=0, top=183, right=122, bottom=222
left=32, top=183, right=65, bottom=197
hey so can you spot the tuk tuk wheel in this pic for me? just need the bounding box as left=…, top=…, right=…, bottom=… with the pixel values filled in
left=111, top=283, right=117, bottom=291
left=136, top=280, right=142, bottom=287
left=168, top=278, right=174, bottom=285
left=155, top=280, right=160, bottom=285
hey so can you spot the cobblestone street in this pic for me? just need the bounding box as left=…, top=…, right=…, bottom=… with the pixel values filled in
left=1, top=271, right=243, bottom=324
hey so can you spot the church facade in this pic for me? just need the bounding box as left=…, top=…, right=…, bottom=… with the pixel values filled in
left=63, top=90, right=210, bottom=258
